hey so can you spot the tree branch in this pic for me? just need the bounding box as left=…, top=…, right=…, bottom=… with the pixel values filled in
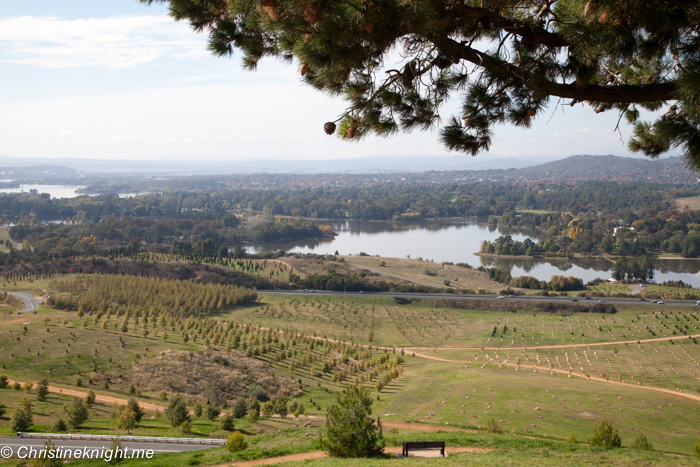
left=442, top=39, right=677, bottom=104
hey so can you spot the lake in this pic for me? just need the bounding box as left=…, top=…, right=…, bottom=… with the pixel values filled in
left=248, top=220, right=700, bottom=287
left=0, top=185, right=147, bottom=199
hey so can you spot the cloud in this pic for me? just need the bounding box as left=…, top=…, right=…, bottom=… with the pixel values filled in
left=0, top=15, right=208, bottom=69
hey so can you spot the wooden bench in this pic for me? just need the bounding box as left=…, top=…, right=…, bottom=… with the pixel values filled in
left=402, top=441, right=445, bottom=457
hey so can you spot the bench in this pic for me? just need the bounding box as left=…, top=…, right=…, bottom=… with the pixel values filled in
left=402, top=441, right=445, bottom=457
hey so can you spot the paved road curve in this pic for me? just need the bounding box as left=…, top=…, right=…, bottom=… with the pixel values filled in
left=259, top=289, right=700, bottom=307
left=8, top=292, right=41, bottom=313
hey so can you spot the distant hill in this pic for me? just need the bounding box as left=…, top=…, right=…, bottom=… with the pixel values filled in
left=496, top=155, right=696, bottom=183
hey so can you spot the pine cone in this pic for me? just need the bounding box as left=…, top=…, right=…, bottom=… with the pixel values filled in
left=324, top=122, right=336, bottom=135
left=347, top=126, right=357, bottom=139
left=304, top=2, right=321, bottom=24
left=527, top=108, right=536, bottom=117
left=300, top=64, right=310, bottom=76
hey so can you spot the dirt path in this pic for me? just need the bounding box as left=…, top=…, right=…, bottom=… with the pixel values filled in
left=225, top=451, right=327, bottom=466
left=407, top=353, right=700, bottom=403
left=406, top=333, right=700, bottom=352
left=220, top=446, right=491, bottom=466
left=0, top=317, right=35, bottom=326
left=7, top=379, right=166, bottom=412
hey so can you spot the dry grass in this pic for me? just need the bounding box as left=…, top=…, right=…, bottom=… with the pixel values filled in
left=675, top=196, right=700, bottom=210
left=341, top=255, right=503, bottom=291
left=131, top=348, right=300, bottom=404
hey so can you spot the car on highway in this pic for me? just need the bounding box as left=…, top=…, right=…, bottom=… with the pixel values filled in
left=497, top=296, right=505, bottom=300
left=584, top=296, right=591, bottom=300
left=571, top=298, right=578, bottom=302
left=509, top=294, right=516, bottom=298
left=359, top=291, right=365, bottom=294
left=696, top=300, right=700, bottom=306
left=639, top=298, right=646, bottom=301
left=656, top=300, right=666, bottom=305
left=598, top=299, right=606, bottom=303
left=309, top=289, right=316, bottom=293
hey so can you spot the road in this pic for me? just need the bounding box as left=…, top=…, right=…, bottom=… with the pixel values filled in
left=258, top=290, right=700, bottom=307
left=0, top=437, right=220, bottom=456
left=8, top=292, right=42, bottom=313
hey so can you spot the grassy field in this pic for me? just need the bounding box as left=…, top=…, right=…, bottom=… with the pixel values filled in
left=675, top=196, right=700, bottom=210
left=3, top=280, right=700, bottom=464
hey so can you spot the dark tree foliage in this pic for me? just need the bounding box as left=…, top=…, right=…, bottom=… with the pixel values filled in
left=141, top=0, right=699, bottom=167
left=323, top=385, right=384, bottom=458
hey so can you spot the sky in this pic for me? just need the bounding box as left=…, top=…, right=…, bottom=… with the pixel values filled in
left=0, top=0, right=670, bottom=163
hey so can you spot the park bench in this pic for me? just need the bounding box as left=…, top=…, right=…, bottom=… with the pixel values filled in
left=401, top=441, right=445, bottom=457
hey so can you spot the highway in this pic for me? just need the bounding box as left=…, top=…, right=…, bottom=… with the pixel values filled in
left=258, top=289, right=700, bottom=307
left=8, top=292, right=42, bottom=313
left=0, top=437, right=220, bottom=456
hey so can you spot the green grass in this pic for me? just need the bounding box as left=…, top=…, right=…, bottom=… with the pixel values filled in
left=3, top=284, right=700, bottom=460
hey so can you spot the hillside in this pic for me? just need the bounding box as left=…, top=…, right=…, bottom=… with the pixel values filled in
left=510, top=155, right=694, bottom=182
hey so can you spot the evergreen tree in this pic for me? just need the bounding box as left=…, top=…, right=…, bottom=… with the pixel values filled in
left=35, top=379, right=49, bottom=402
left=67, top=398, right=90, bottom=429
left=588, top=417, right=622, bottom=448
left=140, top=0, right=700, bottom=167
left=322, top=385, right=384, bottom=458
left=10, top=407, right=33, bottom=432
left=165, top=395, right=190, bottom=427
left=117, top=407, right=137, bottom=434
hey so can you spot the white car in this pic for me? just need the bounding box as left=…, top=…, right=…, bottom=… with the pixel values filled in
left=695, top=300, right=700, bottom=306
left=496, top=296, right=505, bottom=300
left=657, top=301, right=666, bottom=305
left=598, top=299, right=606, bottom=303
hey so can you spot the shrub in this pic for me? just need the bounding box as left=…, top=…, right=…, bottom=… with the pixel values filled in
left=0, top=375, right=8, bottom=388
left=322, top=385, right=384, bottom=458
left=484, top=418, right=503, bottom=434
left=0, top=403, right=5, bottom=418
left=206, top=405, right=221, bottom=421
left=232, top=399, right=248, bottom=419
left=166, top=396, right=190, bottom=427
left=52, top=418, right=67, bottom=432
left=180, top=421, right=192, bottom=435
left=105, top=437, right=124, bottom=465
left=193, top=403, right=203, bottom=417
left=565, top=433, right=577, bottom=444
left=226, top=431, right=248, bottom=453
left=694, top=438, right=700, bottom=459
left=220, top=414, right=234, bottom=431
left=631, top=433, right=653, bottom=451
left=588, top=417, right=621, bottom=448
left=75, top=378, right=83, bottom=387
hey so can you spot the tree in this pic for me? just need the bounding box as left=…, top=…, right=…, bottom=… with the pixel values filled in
left=140, top=0, right=700, bottom=167
left=588, top=417, right=621, bottom=448
left=206, top=405, right=221, bottom=421
left=247, top=399, right=260, bottom=424
left=125, top=399, right=145, bottom=423
left=631, top=433, right=653, bottom=451
left=67, top=398, right=89, bottom=429
left=10, top=406, right=33, bottom=432
left=52, top=419, right=67, bottom=432
left=193, top=402, right=203, bottom=418
left=0, top=403, right=5, bottom=418
left=85, top=389, right=96, bottom=407
left=220, top=413, right=235, bottom=431
left=261, top=401, right=274, bottom=419
left=226, top=431, right=248, bottom=453
left=117, top=407, right=137, bottom=434
left=273, top=396, right=288, bottom=419
left=36, top=379, right=49, bottom=402
left=322, top=385, right=384, bottom=458
left=0, top=375, right=8, bottom=388
left=30, top=440, right=63, bottom=467
left=165, top=395, right=190, bottom=427
left=232, top=399, right=248, bottom=419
